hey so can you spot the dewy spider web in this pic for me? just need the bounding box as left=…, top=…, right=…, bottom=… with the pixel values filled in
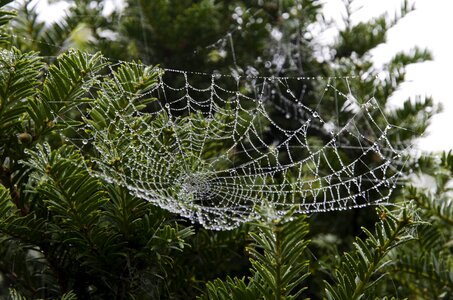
left=70, top=61, right=405, bottom=230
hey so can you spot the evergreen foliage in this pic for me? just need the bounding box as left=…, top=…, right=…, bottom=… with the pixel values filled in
left=0, top=45, right=194, bottom=297
left=382, top=152, right=453, bottom=299
left=202, top=211, right=310, bottom=299
left=324, top=205, right=420, bottom=300
left=0, top=0, right=451, bottom=299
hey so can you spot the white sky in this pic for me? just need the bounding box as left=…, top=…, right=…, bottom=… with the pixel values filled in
left=34, top=0, right=453, bottom=152
left=323, top=0, right=453, bottom=152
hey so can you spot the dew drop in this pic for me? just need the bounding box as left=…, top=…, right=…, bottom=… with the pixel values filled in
left=213, top=72, right=221, bottom=80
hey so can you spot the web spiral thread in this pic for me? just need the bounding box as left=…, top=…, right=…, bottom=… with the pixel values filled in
left=66, top=62, right=406, bottom=230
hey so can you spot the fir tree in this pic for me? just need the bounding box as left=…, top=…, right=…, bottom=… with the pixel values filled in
left=0, top=1, right=450, bottom=299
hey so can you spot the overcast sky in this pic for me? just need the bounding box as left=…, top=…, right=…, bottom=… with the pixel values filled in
left=323, top=0, right=453, bottom=152
left=34, top=0, right=453, bottom=152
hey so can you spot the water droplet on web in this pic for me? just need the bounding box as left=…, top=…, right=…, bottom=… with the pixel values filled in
left=312, top=112, right=319, bottom=118
left=213, top=72, right=221, bottom=80
left=82, top=139, right=88, bottom=145
left=265, top=61, right=272, bottom=68
left=285, top=113, right=291, bottom=119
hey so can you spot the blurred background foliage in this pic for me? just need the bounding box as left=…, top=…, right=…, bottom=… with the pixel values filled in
left=0, top=0, right=451, bottom=299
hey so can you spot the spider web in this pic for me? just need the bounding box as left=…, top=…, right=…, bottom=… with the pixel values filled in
left=66, top=61, right=406, bottom=230
left=2, top=7, right=409, bottom=230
